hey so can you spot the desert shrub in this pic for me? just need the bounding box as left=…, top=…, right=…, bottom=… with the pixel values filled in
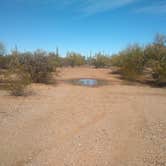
left=144, top=34, right=166, bottom=85
left=20, top=50, right=56, bottom=83
left=48, top=52, right=63, bottom=67
left=110, top=54, right=125, bottom=67
left=151, top=60, right=166, bottom=85
left=110, top=34, right=166, bottom=85
left=92, top=53, right=111, bottom=68
left=6, top=55, right=31, bottom=96
left=110, top=44, right=145, bottom=80
left=0, top=42, right=5, bottom=56
left=64, top=52, right=86, bottom=67
left=120, top=45, right=145, bottom=80
left=86, top=56, right=95, bottom=66
left=0, top=55, right=11, bottom=69
left=6, top=69, right=31, bottom=96
left=0, top=42, right=11, bottom=69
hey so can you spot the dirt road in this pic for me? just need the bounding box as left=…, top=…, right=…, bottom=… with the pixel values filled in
left=0, top=67, right=166, bottom=166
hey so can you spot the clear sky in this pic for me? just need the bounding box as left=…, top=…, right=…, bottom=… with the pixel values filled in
left=0, top=0, right=166, bottom=56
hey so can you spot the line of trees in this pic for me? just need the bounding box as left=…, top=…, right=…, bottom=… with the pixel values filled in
left=0, top=33, right=166, bottom=95
left=110, top=34, right=166, bottom=86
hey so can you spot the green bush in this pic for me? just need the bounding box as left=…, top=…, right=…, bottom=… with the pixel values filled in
left=0, top=42, right=5, bottom=56
left=111, top=45, right=145, bottom=80
left=0, top=42, right=11, bottom=69
left=92, top=53, right=111, bottom=68
left=110, top=54, right=124, bottom=67
left=110, top=34, right=166, bottom=85
left=48, top=52, right=63, bottom=67
left=6, top=55, right=31, bottom=96
left=0, top=55, right=11, bottom=69
left=20, top=50, right=56, bottom=83
left=144, top=34, right=166, bottom=85
left=64, top=52, right=86, bottom=67
left=6, top=69, right=31, bottom=96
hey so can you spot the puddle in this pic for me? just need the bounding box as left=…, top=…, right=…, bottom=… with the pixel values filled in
left=68, top=78, right=110, bottom=87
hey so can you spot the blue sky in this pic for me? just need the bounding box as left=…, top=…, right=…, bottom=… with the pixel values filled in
left=0, top=0, right=166, bottom=56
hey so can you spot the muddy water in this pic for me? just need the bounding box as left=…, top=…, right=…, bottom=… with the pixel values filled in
left=68, top=78, right=110, bottom=87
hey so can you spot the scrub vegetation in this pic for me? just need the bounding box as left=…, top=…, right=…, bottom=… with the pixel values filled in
left=0, top=33, right=166, bottom=95
left=110, top=34, right=166, bottom=85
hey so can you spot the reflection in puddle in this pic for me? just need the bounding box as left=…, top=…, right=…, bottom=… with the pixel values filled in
left=68, top=78, right=110, bottom=87
left=78, top=79, right=98, bottom=86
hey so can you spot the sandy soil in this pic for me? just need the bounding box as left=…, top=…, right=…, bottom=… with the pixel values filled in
left=0, top=67, right=166, bottom=166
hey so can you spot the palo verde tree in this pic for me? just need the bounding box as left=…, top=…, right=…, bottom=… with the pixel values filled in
left=92, top=52, right=111, bottom=68
left=144, top=33, right=166, bottom=85
left=65, top=52, right=86, bottom=67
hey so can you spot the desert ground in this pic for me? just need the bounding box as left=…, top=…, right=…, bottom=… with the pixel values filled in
left=0, top=67, right=166, bottom=166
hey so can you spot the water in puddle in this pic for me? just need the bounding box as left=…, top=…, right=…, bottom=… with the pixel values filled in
left=78, top=79, right=98, bottom=86
left=70, top=78, right=109, bottom=87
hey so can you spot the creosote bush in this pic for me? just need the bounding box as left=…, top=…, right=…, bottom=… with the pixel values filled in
left=144, top=34, right=166, bottom=85
left=20, top=50, right=56, bottom=84
left=6, top=54, right=31, bottom=96
left=6, top=69, right=31, bottom=96
left=118, top=45, right=145, bottom=80
left=64, top=52, right=86, bottom=67
left=110, top=34, right=166, bottom=85
left=0, top=33, right=166, bottom=89
left=92, top=53, right=111, bottom=68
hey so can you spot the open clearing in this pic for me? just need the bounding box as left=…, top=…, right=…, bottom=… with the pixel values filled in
left=0, top=67, right=166, bottom=166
